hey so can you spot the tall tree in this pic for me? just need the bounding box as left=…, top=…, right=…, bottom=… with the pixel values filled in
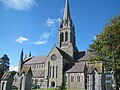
left=89, top=15, right=120, bottom=89
left=0, top=54, right=10, bottom=78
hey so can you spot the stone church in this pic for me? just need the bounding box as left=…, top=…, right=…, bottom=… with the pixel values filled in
left=17, top=0, right=105, bottom=89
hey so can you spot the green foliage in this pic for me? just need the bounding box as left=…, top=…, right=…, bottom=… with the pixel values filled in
left=0, top=54, right=10, bottom=71
left=89, top=14, right=120, bottom=88
left=0, top=68, right=4, bottom=79
left=0, top=54, right=10, bottom=79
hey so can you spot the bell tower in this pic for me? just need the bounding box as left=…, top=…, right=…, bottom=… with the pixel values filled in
left=58, top=0, right=77, bottom=57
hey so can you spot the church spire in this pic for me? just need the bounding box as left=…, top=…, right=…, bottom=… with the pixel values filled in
left=58, top=0, right=77, bottom=58
left=20, top=48, right=24, bottom=60
left=29, top=51, right=31, bottom=57
left=60, top=0, right=73, bottom=28
left=18, top=48, right=24, bottom=72
left=63, top=0, right=71, bottom=21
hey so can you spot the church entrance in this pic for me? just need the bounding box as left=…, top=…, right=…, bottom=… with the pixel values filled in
left=51, top=81, right=55, bottom=87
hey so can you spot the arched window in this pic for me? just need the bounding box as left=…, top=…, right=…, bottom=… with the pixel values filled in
left=35, top=79, right=38, bottom=85
left=53, top=66, right=55, bottom=78
left=56, top=66, right=58, bottom=78
left=65, top=32, right=68, bottom=41
left=77, top=75, right=80, bottom=82
left=60, top=32, right=64, bottom=42
left=71, top=75, right=74, bottom=82
left=49, top=66, right=51, bottom=78
left=41, top=64, right=43, bottom=68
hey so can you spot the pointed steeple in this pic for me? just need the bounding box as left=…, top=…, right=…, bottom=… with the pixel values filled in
left=63, top=0, right=71, bottom=20
left=29, top=51, right=31, bottom=57
left=60, top=0, right=73, bottom=28
left=58, top=0, right=77, bottom=58
left=18, top=48, right=24, bottom=72
left=20, top=48, right=24, bottom=60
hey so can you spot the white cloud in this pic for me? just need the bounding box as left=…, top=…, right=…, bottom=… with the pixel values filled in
left=33, top=32, right=49, bottom=45
left=51, top=28, right=57, bottom=32
left=33, top=31, right=53, bottom=45
left=0, top=0, right=37, bottom=10
left=34, top=40, right=47, bottom=45
left=9, top=66, right=18, bottom=71
left=15, top=18, right=60, bottom=45
left=41, top=32, right=50, bottom=39
left=45, top=18, right=61, bottom=27
left=16, top=36, right=29, bottom=43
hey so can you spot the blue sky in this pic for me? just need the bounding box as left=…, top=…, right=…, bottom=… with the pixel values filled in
left=0, top=0, right=120, bottom=71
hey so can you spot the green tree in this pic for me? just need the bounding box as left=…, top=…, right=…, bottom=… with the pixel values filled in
left=88, top=15, right=120, bottom=89
left=0, top=54, right=10, bottom=78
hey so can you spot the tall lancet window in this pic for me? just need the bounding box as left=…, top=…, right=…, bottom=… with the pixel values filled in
left=77, top=75, right=80, bottom=82
left=71, top=75, right=74, bottom=82
left=56, top=66, right=58, bottom=78
left=49, top=66, right=51, bottom=78
left=52, top=66, right=55, bottom=78
left=60, top=32, right=64, bottom=42
left=65, top=31, right=68, bottom=41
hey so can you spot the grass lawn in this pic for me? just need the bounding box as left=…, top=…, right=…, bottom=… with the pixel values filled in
left=12, top=88, right=81, bottom=90
left=12, top=88, right=57, bottom=90
left=32, top=88, right=55, bottom=90
left=32, top=88, right=82, bottom=90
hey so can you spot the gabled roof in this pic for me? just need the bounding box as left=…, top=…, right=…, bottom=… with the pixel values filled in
left=56, top=47, right=72, bottom=60
left=1, top=72, right=11, bottom=80
left=1, top=71, right=16, bottom=80
left=24, top=56, right=47, bottom=65
left=78, top=51, right=95, bottom=61
left=66, top=62, right=85, bottom=73
left=24, top=46, right=72, bottom=65
left=74, top=51, right=85, bottom=61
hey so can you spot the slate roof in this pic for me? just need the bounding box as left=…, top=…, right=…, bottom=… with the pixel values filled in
left=1, top=71, right=16, bottom=80
left=24, top=56, right=47, bottom=65
left=56, top=47, right=72, bottom=60
left=78, top=51, right=95, bottom=61
left=32, top=70, right=45, bottom=78
left=74, top=51, right=85, bottom=61
left=1, top=72, right=11, bottom=80
left=23, top=56, right=33, bottom=64
left=66, top=62, right=85, bottom=73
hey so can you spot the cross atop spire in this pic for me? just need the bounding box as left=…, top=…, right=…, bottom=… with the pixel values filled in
left=60, top=0, right=73, bottom=28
